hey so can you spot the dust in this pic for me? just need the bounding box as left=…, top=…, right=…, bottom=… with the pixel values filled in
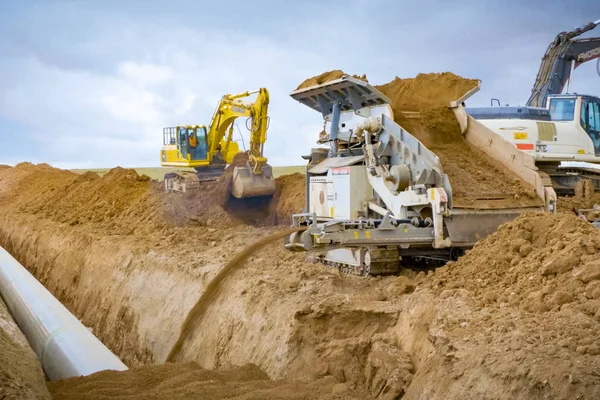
left=166, top=226, right=307, bottom=362
left=48, top=362, right=368, bottom=399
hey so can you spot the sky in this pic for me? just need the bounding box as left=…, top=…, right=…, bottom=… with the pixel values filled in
left=1, top=0, right=600, bottom=169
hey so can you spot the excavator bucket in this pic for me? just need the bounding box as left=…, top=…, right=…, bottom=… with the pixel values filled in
left=231, top=164, right=276, bottom=199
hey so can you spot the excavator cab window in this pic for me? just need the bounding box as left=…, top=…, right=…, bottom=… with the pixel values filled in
left=549, top=98, right=575, bottom=121
left=178, top=127, right=189, bottom=158
left=195, top=127, right=208, bottom=160
left=581, top=98, right=600, bottom=155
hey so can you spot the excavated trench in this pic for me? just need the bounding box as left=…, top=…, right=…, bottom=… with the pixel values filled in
left=2, top=162, right=600, bottom=399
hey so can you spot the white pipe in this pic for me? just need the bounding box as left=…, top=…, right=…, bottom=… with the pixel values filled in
left=0, top=246, right=128, bottom=381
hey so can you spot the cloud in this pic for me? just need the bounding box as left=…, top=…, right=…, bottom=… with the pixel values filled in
left=1, top=0, right=600, bottom=169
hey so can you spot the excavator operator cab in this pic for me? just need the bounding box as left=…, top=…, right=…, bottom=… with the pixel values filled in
left=580, top=96, right=600, bottom=153
left=176, top=126, right=209, bottom=161
left=548, top=95, right=600, bottom=155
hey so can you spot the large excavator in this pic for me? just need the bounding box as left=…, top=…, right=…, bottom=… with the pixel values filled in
left=160, top=88, right=276, bottom=199
left=467, top=18, right=600, bottom=194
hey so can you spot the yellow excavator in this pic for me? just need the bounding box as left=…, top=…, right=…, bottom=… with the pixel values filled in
left=160, top=88, right=276, bottom=198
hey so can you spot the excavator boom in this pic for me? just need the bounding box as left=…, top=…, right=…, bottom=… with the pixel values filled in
left=527, top=19, right=600, bottom=108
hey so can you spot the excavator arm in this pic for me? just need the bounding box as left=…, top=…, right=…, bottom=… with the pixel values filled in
left=247, top=88, right=270, bottom=173
left=527, top=19, right=600, bottom=107
left=206, top=88, right=275, bottom=199
left=206, top=88, right=270, bottom=173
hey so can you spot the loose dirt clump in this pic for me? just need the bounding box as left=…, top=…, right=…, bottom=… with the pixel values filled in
left=49, top=362, right=368, bottom=399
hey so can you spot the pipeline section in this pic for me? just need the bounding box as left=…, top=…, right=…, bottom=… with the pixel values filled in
left=0, top=245, right=128, bottom=381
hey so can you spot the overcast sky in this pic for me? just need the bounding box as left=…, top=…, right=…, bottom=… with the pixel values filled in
left=1, top=0, right=600, bottom=168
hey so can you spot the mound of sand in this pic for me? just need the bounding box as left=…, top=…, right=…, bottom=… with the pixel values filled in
left=296, top=70, right=368, bottom=90
left=267, top=173, right=306, bottom=225
left=375, top=72, right=479, bottom=112
left=0, top=163, right=164, bottom=236
left=436, top=212, right=600, bottom=317
left=49, top=362, right=367, bottom=400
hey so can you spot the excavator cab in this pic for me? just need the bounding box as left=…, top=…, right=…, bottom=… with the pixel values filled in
left=179, top=126, right=209, bottom=161
left=580, top=96, right=600, bottom=155
left=548, top=95, right=600, bottom=156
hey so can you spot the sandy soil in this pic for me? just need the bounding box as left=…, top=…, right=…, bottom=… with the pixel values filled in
left=374, top=72, right=541, bottom=209
left=49, top=363, right=368, bottom=399
left=295, top=70, right=367, bottom=90
left=1, top=163, right=599, bottom=399
left=0, top=296, right=50, bottom=399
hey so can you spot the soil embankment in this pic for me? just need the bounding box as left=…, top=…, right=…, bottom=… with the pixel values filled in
left=0, top=296, right=50, bottom=399
left=1, top=163, right=600, bottom=399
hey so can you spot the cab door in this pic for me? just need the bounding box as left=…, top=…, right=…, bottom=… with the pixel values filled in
left=177, top=126, right=190, bottom=159
left=581, top=97, right=600, bottom=155
left=195, top=127, right=209, bottom=160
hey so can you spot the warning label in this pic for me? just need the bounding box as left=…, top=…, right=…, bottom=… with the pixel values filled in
left=331, top=167, right=350, bottom=175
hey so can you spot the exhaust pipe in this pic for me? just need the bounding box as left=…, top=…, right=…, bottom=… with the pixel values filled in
left=0, top=245, right=128, bottom=381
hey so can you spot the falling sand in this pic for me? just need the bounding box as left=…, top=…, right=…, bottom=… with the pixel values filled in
left=166, top=226, right=308, bottom=362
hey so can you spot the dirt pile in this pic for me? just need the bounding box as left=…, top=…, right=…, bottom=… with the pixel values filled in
left=0, top=161, right=305, bottom=236
left=267, top=172, right=306, bottom=225
left=49, top=362, right=368, bottom=399
left=374, top=72, right=479, bottom=112
left=296, top=70, right=368, bottom=90
left=0, top=297, right=50, bottom=399
left=0, top=163, right=165, bottom=236
left=435, top=212, right=600, bottom=316
left=415, top=212, right=600, bottom=398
